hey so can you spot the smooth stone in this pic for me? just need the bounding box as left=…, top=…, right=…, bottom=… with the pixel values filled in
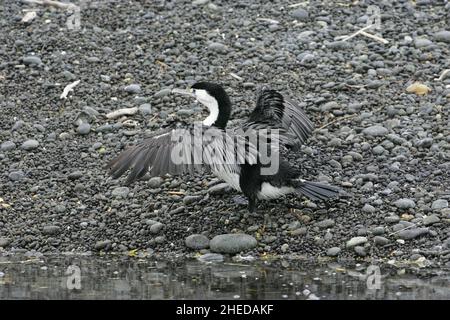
left=77, top=123, right=91, bottom=135
left=397, top=228, right=429, bottom=240
left=431, top=199, right=448, bottom=210
left=374, top=236, right=390, bottom=246
left=292, top=8, right=309, bottom=21
left=423, top=214, right=440, bottom=226
left=0, top=237, right=11, bottom=247
left=210, top=234, right=257, bottom=254
left=148, top=177, right=163, bottom=188
left=362, top=125, right=388, bottom=137
left=434, top=30, right=450, bottom=43
left=393, top=198, right=416, bottom=209
left=138, top=103, right=152, bottom=115
left=185, top=234, right=210, bottom=250
left=8, top=171, right=25, bottom=181
left=326, top=247, right=341, bottom=257
left=1, top=141, right=16, bottom=151
left=150, top=222, right=164, bottom=234
left=124, top=84, right=141, bottom=94
left=111, top=187, right=130, bottom=198
left=346, top=236, right=368, bottom=248
left=94, top=240, right=111, bottom=250
left=21, top=139, right=39, bottom=150
left=23, top=55, right=42, bottom=65
left=42, top=225, right=60, bottom=235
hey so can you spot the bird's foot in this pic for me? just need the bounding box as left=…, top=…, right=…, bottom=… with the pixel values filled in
left=232, top=195, right=249, bottom=206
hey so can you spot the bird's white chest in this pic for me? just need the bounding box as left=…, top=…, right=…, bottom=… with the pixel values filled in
left=257, top=182, right=295, bottom=200
left=213, top=170, right=241, bottom=191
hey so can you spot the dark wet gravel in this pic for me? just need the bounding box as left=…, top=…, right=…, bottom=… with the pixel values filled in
left=0, top=0, right=449, bottom=268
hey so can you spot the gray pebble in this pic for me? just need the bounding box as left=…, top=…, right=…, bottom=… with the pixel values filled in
left=292, top=8, right=309, bottom=21
left=42, top=225, right=60, bottom=235
left=0, top=237, right=11, bottom=247
left=326, top=247, right=341, bottom=257
left=183, top=195, right=203, bottom=205
left=185, top=234, right=210, bottom=250
left=423, top=214, right=440, bottom=226
left=148, top=177, right=163, bottom=188
left=362, top=204, right=376, bottom=213
left=397, top=228, right=429, bottom=240
left=1, top=141, right=16, bottom=151
left=77, top=123, right=91, bottom=135
left=94, top=240, right=111, bottom=250
left=154, top=88, right=171, bottom=98
left=315, top=219, right=334, bottom=228
left=8, top=171, right=25, bottom=181
left=138, top=103, right=152, bottom=115
left=434, top=30, right=450, bottom=43
left=23, top=55, right=42, bottom=66
left=210, top=234, right=257, bottom=254
left=431, top=199, right=448, bottom=210
left=208, top=42, right=228, bottom=54
left=208, top=182, right=231, bottom=194
left=124, top=84, right=141, bottom=94
left=21, top=139, right=39, bottom=150
left=111, top=186, right=130, bottom=198
left=150, top=222, right=164, bottom=234
left=362, top=125, right=388, bottom=137
left=393, top=198, right=415, bottom=209
left=346, top=236, right=368, bottom=248
left=374, top=236, right=390, bottom=246
left=354, top=246, right=366, bottom=257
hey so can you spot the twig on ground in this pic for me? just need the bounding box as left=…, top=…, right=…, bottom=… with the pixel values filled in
left=21, top=0, right=76, bottom=9
left=316, top=114, right=358, bottom=130
left=360, top=31, right=389, bottom=44
left=338, top=24, right=374, bottom=42
left=60, top=80, right=80, bottom=99
left=106, top=107, right=138, bottom=119
left=435, top=69, right=450, bottom=81
left=256, top=18, right=279, bottom=24
left=229, top=72, right=243, bottom=81
left=167, top=191, right=185, bottom=195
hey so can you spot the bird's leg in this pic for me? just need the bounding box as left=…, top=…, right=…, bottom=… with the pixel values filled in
left=248, top=197, right=257, bottom=213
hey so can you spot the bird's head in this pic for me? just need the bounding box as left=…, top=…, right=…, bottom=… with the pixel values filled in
left=172, top=81, right=231, bottom=129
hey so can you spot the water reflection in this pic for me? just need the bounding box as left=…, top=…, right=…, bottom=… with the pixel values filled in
left=0, top=255, right=448, bottom=300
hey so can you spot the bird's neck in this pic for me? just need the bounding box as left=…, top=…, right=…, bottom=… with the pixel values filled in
left=202, top=95, right=231, bottom=130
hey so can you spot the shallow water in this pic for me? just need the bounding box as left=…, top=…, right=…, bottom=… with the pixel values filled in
left=0, top=255, right=448, bottom=300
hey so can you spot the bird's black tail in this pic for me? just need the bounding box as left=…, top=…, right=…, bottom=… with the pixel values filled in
left=294, top=181, right=340, bottom=201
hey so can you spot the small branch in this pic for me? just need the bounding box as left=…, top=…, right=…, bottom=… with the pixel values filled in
left=339, top=24, right=374, bottom=42
left=435, top=69, right=450, bottom=81
left=229, top=72, right=243, bottom=81
left=360, top=31, right=389, bottom=44
left=287, top=2, right=309, bottom=8
left=106, top=107, right=138, bottom=119
left=388, top=224, right=416, bottom=237
left=21, top=0, right=76, bottom=9
left=60, top=80, right=80, bottom=99
left=316, top=114, right=358, bottom=130
left=256, top=18, right=279, bottom=24
left=168, top=191, right=185, bottom=195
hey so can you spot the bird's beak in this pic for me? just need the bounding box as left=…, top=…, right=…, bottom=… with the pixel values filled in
left=171, top=87, right=195, bottom=98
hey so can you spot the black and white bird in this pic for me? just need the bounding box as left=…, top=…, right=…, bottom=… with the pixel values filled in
left=107, top=82, right=340, bottom=212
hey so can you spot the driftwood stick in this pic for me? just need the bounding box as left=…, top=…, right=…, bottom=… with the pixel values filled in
left=22, top=0, right=76, bottom=9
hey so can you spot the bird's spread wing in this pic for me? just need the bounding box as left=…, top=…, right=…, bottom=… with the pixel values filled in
left=106, top=125, right=259, bottom=184
left=244, top=88, right=314, bottom=148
